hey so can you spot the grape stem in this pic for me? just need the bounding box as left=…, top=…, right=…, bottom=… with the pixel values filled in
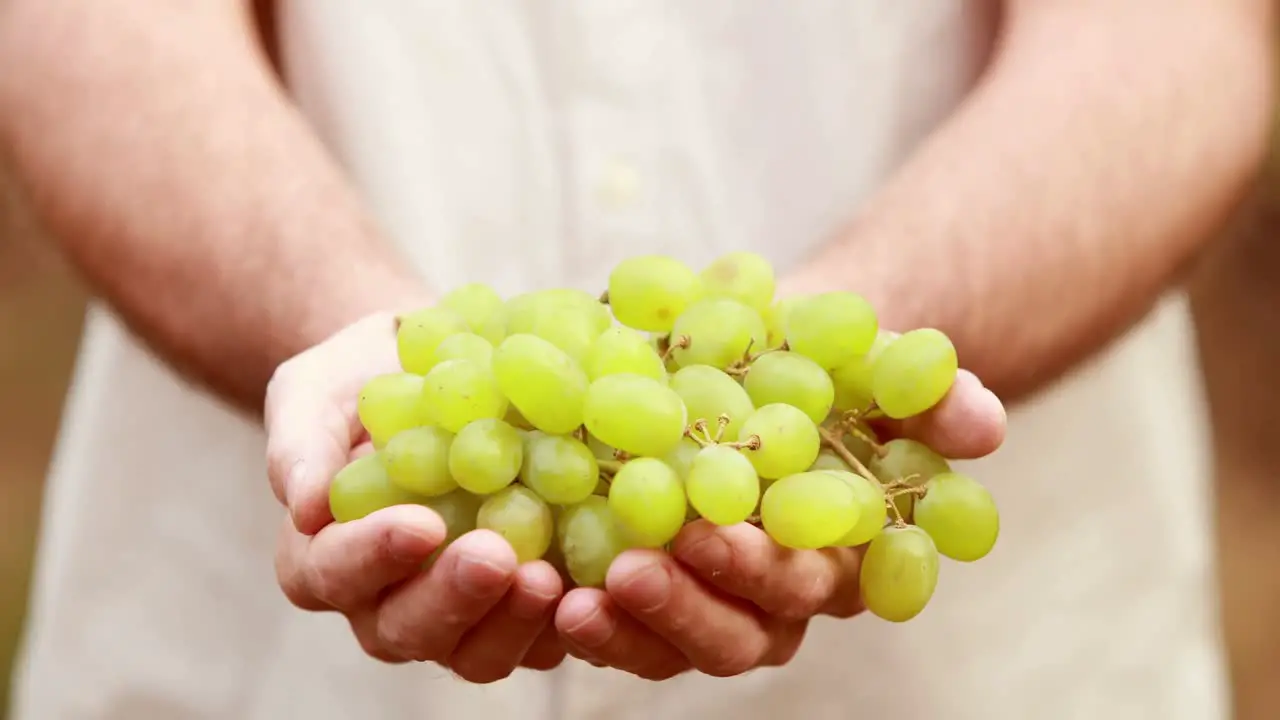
left=598, top=459, right=624, bottom=475
left=725, top=339, right=759, bottom=377
left=817, top=426, right=885, bottom=490
left=880, top=481, right=921, bottom=527
left=686, top=416, right=754, bottom=449
left=841, top=418, right=886, bottom=456
left=747, top=341, right=789, bottom=361
left=685, top=419, right=711, bottom=447
left=598, top=291, right=610, bottom=305
left=661, top=335, right=691, bottom=363
left=712, top=414, right=731, bottom=443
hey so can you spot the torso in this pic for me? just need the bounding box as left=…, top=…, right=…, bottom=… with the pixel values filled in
left=10, top=3, right=1225, bottom=718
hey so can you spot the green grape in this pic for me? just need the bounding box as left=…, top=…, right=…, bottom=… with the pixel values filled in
left=670, top=298, right=767, bottom=370
left=506, top=288, right=612, bottom=338
left=762, top=296, right=804, bottom=350
left=661, top=436, right=702, bottom=480
left=686, top=445, right=759, bottom=526
left=433, top=332, right=494, bottom=368
left=842, top=428, right=878, bottom=467
left=742, top=351, right=834, bottom=424
left=824, top=470, right=888, bottom=547
left=492, top=334, right=589, bottom=434
left=607, top=458, right=686, bottom=548
left=477, top=485, right=554, bottom=563
left=810, top=449, right=852, bottom=473
left=584, top=326, right=667, bottom=382
left=329, top=453, right=428, bottom=523
left=759, top=471, right=858, bottom=549
left=517, top=306, right=602, bottom=365
left=448, top=418, right=523, bottom=495
left=860, top=525, right=940, bottom=622
left=520, top=433, right=600, bottom=505
left=737, top=403, right=820, bottom=479
left=558, top=496, right=630, bottom=588
left=661, top=436, right=704, bottom=521
left=869, top=438, right=951, bottom=520
left=383, top=426, right=457, bottom=497
left=871, top=328, right=958, bottom=419
left=421, top=359, right=508, bottom=433
left=698, top=251, right=775, bottom=313
left=815, top=427, right=878, bottom=470
left=397, top=306, right=470, bottom=374
left=785, top=292, right=878, bottom=369
left=583, top=374, right=687, bottom=458
left=357, top=373, right=427, bottom=448
left=440, top=282, right=507, bottom=345
left=913, top=472, right=999, bottom=562
left=505, top=289, right=612, bottom=363
left=668, top=365, right=755, bottom=441
left=607, top=255, right=701, bottom=332
left=870, top=438, right=951, bottom=482
left=424, top=489, right=483, bottom=546
left=830, top=330, right=897, bottom=412
left=518, top=428, right=548, bottom=448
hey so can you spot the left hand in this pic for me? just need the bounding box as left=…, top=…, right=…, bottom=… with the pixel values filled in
left=554, top=369, right=1006, bottom=679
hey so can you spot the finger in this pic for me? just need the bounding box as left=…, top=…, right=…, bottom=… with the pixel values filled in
left=556, top=588, right=690, bottom=680
left=274, top=514, right=330, bottom=612
left=521, top=622, right=569, bottom=671
left=265, top=313, right=401, bottom=535
left=264, top=366, right=364, bottom=535
left=301, top=504, right=445, bottom=611
left=604, top=550, right=777, bottom=677
left=671, top=521, right=865, bottom=620
left=376, top=529, right=517, bottom=662
left=349, top=440, right=376, bottom=461
left=758, top=621, right=808, bottom=667
left=348, top=608, right=410, bottom=664
left=448, top=561, right=564, bottom=684
left=876, top=370, right=1006, bottom=459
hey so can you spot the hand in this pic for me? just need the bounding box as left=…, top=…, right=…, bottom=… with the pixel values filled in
left=555, top=369, right=1006, bottom=679
left=265, top=312, right=567, bottom=681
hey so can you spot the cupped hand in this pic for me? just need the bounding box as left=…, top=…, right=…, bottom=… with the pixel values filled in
left=555, top=369, right=1006, bottom=679
left=265, top=312, right=567, bottom=681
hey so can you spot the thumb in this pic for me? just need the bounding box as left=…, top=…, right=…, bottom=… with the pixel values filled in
left=265, top=313, right=403, bottom=535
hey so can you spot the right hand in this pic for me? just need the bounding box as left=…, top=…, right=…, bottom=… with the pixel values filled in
left=265, top=312, right=567, bottom=681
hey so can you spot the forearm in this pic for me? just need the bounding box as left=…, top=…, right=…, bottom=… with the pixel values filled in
left=787, top=0, right=1275, bottom=401
left=0, top=1, right=427, bottom=415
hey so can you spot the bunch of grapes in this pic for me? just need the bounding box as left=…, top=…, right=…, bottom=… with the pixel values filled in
left=332, top=251, right=1000, bottom=623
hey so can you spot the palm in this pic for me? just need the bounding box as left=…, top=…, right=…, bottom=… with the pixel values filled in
left=266, top=312, right=567, bottom=680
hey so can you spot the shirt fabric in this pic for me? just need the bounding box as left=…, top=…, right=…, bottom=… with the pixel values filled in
left=10, top=2, right=1227, bottom=719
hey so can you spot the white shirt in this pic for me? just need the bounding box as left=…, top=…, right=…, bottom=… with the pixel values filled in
left=10, top=2, right=1226, bottom=718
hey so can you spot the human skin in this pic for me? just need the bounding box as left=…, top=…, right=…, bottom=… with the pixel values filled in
left=0, top=0, right=1273, bottom=683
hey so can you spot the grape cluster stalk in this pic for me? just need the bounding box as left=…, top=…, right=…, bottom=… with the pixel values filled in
left=332, top=251, right=1000, bottom=623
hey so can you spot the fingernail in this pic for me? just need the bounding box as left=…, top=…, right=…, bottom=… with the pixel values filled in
left=563, top=596, right=615, bottom=649
left=615, top=559, right=671, bottom=613
left=389, top=526, right=435, bottom=563
left=455, top=555, right=509, bottom=599
left=676, top=533, right=729, bottom=574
